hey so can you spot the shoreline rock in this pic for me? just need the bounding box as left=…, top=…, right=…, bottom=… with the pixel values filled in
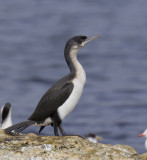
left=0, top=130, right=142, bottom=160
left=140, top=153, right=147, bottom=160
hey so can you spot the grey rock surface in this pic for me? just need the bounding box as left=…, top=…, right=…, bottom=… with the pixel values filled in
left=0, top=130, right=141, bottom=160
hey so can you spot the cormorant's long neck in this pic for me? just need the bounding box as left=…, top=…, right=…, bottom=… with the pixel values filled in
left=64, top=47, right=84, bottom=75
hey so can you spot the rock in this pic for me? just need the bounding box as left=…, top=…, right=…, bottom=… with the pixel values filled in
left=0, top=129, right=141, bottom=160
left=140, top=153, right=147, bottom=160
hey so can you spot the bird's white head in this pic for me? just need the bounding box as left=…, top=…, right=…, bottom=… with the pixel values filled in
left=138, top=129, right=147, bottom=138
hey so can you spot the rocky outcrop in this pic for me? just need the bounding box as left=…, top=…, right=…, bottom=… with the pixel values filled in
left=140, top=153, right=147, bottom=160
left=0, top=130, right=141, bottom=160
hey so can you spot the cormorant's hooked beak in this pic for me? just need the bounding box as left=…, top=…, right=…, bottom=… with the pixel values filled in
left=81, top=35, right=100, bottom=46
left=87, top=35, right=100, bottom=42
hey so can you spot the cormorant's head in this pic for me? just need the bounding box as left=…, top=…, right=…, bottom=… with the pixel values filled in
left=65, top=35, right=100, bottom=53
left=1, top=103, right=11, bottom=123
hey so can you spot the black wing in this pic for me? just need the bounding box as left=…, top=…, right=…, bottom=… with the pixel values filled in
left=1, top=103, right=11, bottom=123
left=28, top=82, right=74, bottom=121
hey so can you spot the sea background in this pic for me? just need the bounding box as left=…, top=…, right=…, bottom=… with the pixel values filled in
left=0, top=0, right=147, bottom=153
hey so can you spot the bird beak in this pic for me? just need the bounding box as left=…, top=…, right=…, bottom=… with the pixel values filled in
left=138, top=133, right=144, bottom=137
left=86, top=35, right=101, bottom=42
left=81, top=35, right=100, bottom=46
left=96, top=135, right=103, bottom=141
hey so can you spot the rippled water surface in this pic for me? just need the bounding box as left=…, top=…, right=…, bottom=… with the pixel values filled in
left=0, top=0, right=147, bottom=153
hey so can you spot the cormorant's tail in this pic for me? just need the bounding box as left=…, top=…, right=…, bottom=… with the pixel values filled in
left=4, top=120, right=36, bottom=135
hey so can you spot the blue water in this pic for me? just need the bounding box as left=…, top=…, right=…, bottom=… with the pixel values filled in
left=0, top=0, right=147, bottom=154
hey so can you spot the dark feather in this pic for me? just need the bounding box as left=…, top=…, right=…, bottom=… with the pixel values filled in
left=5, top=120, right=35, bottom=135
left=28, top=81, right=74, bottom=121
left=1, top=103, right=11, bottom=123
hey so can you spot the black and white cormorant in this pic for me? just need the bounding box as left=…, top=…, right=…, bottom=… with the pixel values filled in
left=5, top=35, right=99, bottom=136
left=0, top=103, right=12, bottom=129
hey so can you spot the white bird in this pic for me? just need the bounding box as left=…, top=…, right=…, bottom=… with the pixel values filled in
left=85, top=133, right=102, bottom=143
left=0, top=103, right=12, bottom=129
left=138, top=129, right=147, bottom=151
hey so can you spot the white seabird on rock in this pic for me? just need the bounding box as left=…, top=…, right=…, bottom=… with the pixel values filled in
left=138, top=129, right=147, bottom=151
left=85, top=133, right=102, bottom=143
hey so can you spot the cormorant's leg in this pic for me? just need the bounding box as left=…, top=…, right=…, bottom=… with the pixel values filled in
left=53, top=121, right=59, bottom=136
left=39, top=126, right=45, bottom=133
left=58, top=124, right=67, bottom=136
left=51, top=112, right=63, bottom=136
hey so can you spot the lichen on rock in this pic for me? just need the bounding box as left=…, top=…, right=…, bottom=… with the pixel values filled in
left=0, top=129, right=142, bottom=160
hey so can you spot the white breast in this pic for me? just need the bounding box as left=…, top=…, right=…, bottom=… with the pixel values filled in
left=86, top=137, right=97, bottom=143
left=35, top=55, right=86, bottom=126
left=145, top=139, right=147, bottom=151
left=33, top=67, right=86, bottom=127
left=57, top=61, right=86, bottom=120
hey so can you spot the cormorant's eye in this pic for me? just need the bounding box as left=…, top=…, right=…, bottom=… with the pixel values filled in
left=81, top=37, right=84, bottom=40
left=78, top=37, right=86, bottom=44
left=81, top=37, right=86, bottom=41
